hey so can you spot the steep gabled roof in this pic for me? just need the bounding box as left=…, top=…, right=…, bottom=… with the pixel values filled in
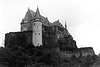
left=23, top=8, right=65, bottom=28
left=24, top=8, right=33, bottom=23
left=42, top=17, right=50, bottom=26
left=52, top=20, right=64, bottom=28
left=45, top=17, right=49, bottom=23
left=21, top=18, right=24, bottom=23
left=29, top=9, right=35, bottom=17
left=65, top=21, right=67, bottom=29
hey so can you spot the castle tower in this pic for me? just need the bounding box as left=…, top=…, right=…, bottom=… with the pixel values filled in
left=65, top=21, right=67, bottom=29
left=64, top=21, right=70, bottom=35
left=32, top=7, right=42, bottom=46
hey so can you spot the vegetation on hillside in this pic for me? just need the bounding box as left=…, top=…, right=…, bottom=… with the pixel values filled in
left=0, top=43, right=98, bottom=67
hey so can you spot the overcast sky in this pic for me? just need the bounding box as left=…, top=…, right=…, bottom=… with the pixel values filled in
left=0, top=0, right=100, bottom=54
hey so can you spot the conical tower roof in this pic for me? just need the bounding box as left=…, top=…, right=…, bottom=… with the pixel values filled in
left=35, top=7, right=41, bottom=18
left=65, top=21, right=67, bottom=29
left=64, top=21, right=70, bottom=35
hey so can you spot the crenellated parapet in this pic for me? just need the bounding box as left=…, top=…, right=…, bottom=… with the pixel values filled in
left=5, top=31, right=32, bottom=47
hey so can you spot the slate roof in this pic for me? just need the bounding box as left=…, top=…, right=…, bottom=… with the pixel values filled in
left=23, top=7, right=64, bottom=28
left=24, top=8, right=33, bottom=23
left=52, top=20, right=64, bottom=28
left=34, top=7, right=41, bottom=18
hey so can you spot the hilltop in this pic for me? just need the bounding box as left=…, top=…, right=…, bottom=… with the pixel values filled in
left=0, top=7, right=98, bottom=67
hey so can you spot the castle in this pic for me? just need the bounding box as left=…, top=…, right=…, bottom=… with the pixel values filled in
left=5, top=7, right=95, bottom=57
left=21, top=7, right=70, bottom=46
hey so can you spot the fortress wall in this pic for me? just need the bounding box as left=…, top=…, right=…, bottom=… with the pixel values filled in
left=59, top=47, right=94, bottom=60
left=79, top=47, right=95, bottom=57
left=5, top=31, right=32, bottom=47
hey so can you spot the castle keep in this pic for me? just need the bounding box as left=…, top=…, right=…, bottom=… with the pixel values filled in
left=5, top=7, right=95, bottom=57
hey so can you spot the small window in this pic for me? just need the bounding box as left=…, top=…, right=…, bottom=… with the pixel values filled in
left=38, top=33, right=40, bottom=35
left=38, top=43, right=39, bottom=45
left=34, top=23, right=35, bottom=25
left=37, top=26, right=38, bottom=28
left=35, top=33, right=36, bottom=35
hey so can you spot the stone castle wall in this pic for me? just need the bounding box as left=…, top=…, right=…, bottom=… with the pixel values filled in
left=5, top=31, right=32, bottom=47
left=59, top=47, right=95, bottom=60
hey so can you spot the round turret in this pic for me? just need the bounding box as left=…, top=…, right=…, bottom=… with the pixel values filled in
left=32, top=7, right=43, bottom=46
